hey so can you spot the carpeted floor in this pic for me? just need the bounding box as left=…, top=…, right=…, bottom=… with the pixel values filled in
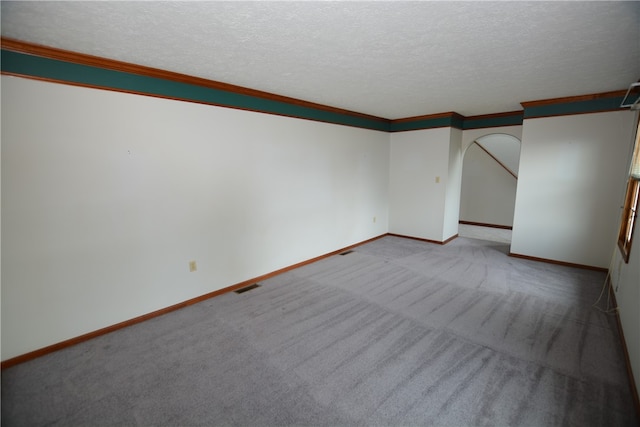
left=458, top=223, right=512, bottom=244
left=2, top=235, right=636, bottom=426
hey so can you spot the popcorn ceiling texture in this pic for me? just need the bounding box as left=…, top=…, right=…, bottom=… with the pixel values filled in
left=1, top=1, right=638, bottom=119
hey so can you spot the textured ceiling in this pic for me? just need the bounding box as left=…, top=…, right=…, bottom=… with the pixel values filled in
left=2, top=1, right=639, bottom=119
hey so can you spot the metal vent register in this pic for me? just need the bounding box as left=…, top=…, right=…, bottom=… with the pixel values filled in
left=234, top=283, right=261, bottom=294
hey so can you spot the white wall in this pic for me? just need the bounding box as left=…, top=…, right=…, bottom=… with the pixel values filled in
left=611, top=109, right=640, bottom=396
left=476, top=133, right=521, bottom=175
left=388, top=128, right=452, bottom=241
left=443, top=127, right=462, bottom=239
left=1, top=76, right=390, bottom=360
left=511, top=111, right=636, bottom=268
left=611, top=240, right=640, bottom=393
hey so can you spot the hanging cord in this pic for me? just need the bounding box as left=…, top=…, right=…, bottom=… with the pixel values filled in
left=592, top=271, right=618, bottom=315
left=592, top=249, right=619, bottom=315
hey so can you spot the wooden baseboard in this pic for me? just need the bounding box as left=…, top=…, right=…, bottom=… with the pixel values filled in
left=459, top=220, right=513, bottom=230
left=508, top=252, right=608, bottom=272
left=608, top=278, right=640, bottom=421
left=442, top=234, right=459, bottom=244
left=388, top=233, right=458, bottom=245
left=1, top=233, right=387, bottom=370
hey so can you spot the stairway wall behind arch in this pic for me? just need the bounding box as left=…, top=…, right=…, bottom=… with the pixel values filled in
left=459, top=131, right=521, bottom=227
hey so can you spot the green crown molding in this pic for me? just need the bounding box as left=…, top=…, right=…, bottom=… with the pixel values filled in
left=389, top=113, right=465, bottom=132
left=462, top=112, right=523, bottom=129
left=522, top=96, right=626, bottom=119
left=1, top=46, right=627, bottom=133
left=1, top=49, right=391, bottom=132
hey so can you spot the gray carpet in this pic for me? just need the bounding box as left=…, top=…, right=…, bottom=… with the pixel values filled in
left=2, top=236, right=637, bottom=426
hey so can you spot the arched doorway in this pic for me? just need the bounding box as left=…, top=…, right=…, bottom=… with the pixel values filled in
left=458, top=133, right=521, bottom=243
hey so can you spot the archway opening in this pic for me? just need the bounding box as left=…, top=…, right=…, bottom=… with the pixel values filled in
left=458, top=133, right=521, bottom=244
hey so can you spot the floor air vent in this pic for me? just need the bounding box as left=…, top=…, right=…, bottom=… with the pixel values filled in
left=235, top=283, right=261, bottom=294
left=340, top=250, right=354, bottom=256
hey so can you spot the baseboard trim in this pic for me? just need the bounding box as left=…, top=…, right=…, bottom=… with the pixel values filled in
left=459, top=220, right=513, bottom=230
left=508, top=252, right=608, bottom=272
left=442, top=234, right=459, bottom=244
left=608, top=278, right=640, bottom=421
left=388, top=233, right=458, bottom=245
left=1, top=233, right=387, bottom=370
